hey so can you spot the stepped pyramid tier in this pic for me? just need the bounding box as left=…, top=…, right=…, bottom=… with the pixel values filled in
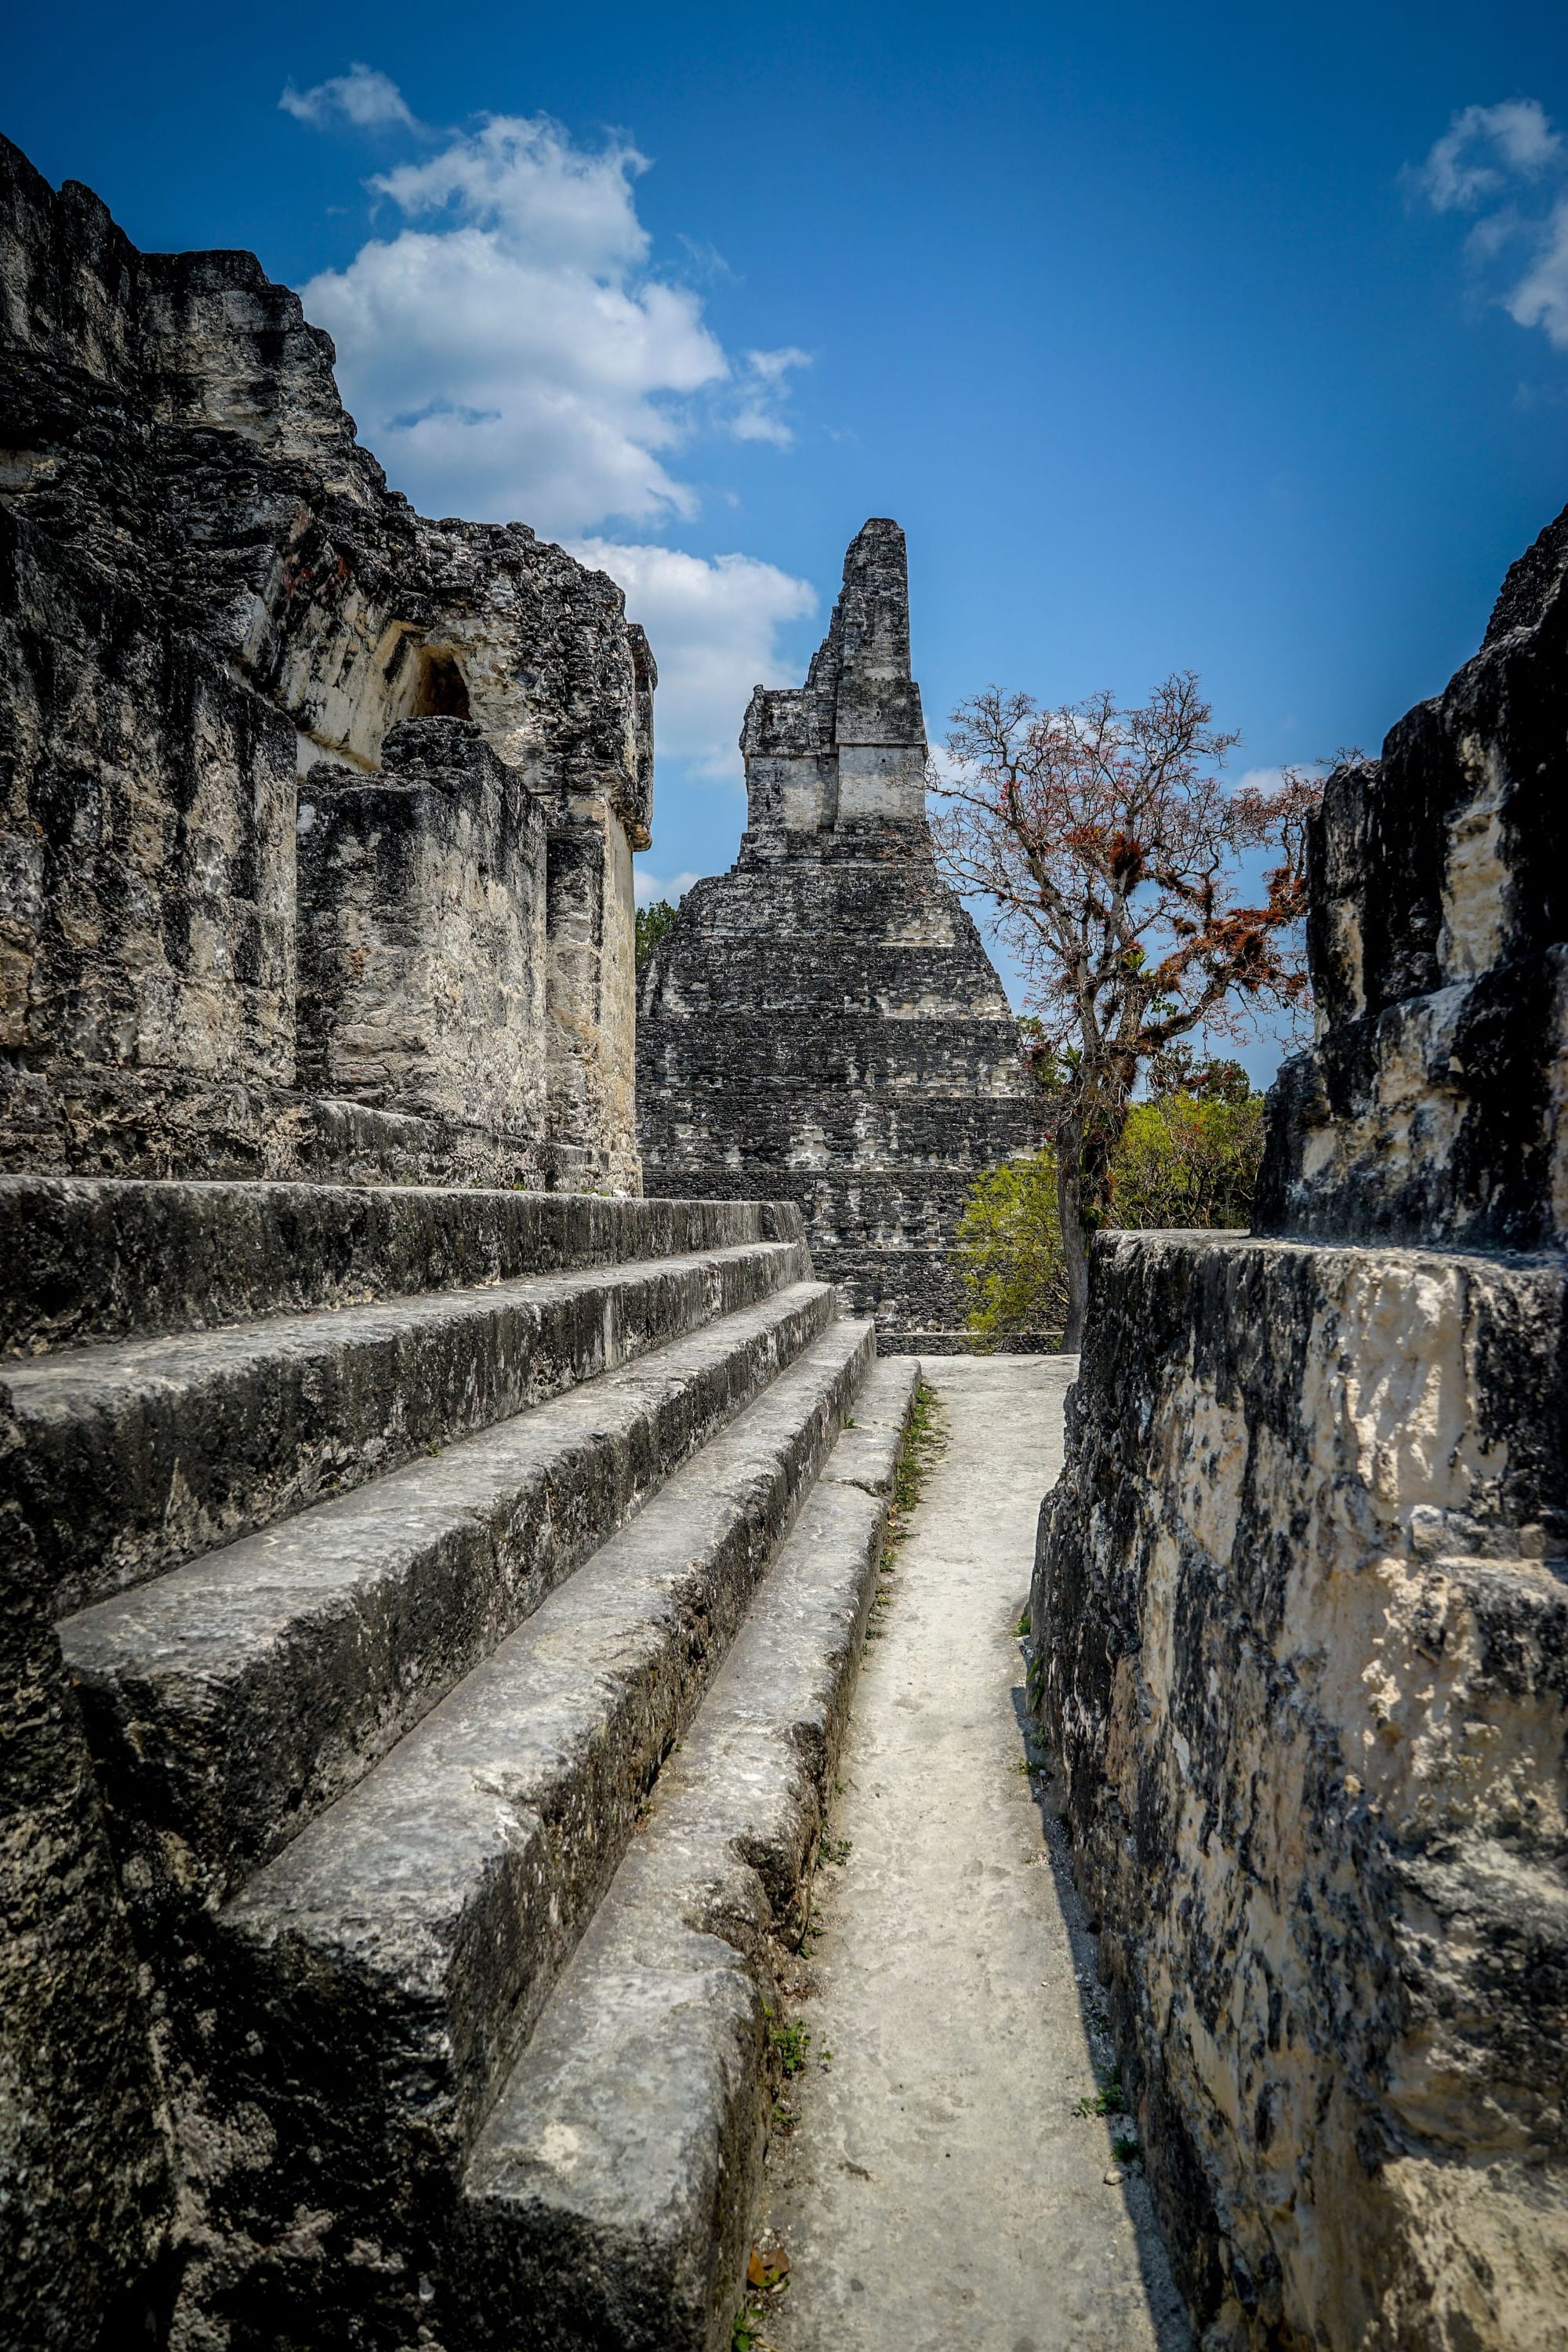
left=636, top=520, right=1038, bottom=1352
left=1, top=139, right=913, bottom=2352
left=1032, top=503, right=1568, bottom=2349
left=0, top=133, right=651, bottom=1192
left=5, top=1174, right=917, bottom=2349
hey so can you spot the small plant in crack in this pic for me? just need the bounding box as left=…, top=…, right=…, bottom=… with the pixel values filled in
left=1112, top=2130, right=1143, bottom=2165
left=818, top=1835, right=852, bottom=1866
left=731, top=2301, right=767, bottom=2351
left=768, top=2016, right=811, bottom=2076
left=1074, top=2063, right=1129, bottom=2118
left=888, top=1378, right=946, bottom=1541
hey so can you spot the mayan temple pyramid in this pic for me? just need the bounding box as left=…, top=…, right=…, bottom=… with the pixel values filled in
left=636, top=520, right=1037, bottom=1350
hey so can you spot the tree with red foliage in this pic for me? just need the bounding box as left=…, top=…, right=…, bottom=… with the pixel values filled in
left=931, top=672, right=1319, bottom=1349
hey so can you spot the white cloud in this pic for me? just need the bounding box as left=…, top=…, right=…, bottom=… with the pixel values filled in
left=1507, top=198, right=1568, bottom=348
left=731, top=347, right=812, bottom=445
left=288, top=92, right=806, bottom=532
left=571, top=540, right=817, bottom=778
left=1411, top=100, right=1568, bottom=352
left=633, top=866, right=700, bottom=906
left=281, top=63, right=416, bottom=132
left=282, top=74, right=819, bottom=797
left=1411, top=100, right=1560, bottom=212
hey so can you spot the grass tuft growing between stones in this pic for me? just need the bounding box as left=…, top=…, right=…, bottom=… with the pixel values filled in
left=1074, top=2063, right=1129, bottom=2118
left=767, top=2013, right=811, bottom=2076
left=888, top=1377, right=946, bottom=1541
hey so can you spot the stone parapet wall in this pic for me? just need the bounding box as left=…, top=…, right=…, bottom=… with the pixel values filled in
left=1035, top=1231, right=1568, bottom=2349
left=1033, top=502, right=1568, bottom=2349
left=1257, top=503, right=1568, bottom=1254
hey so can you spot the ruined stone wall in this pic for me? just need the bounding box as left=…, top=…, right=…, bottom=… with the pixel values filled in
left=0, top=135, right=651, bottom=1189
left=637, top=521, right=1036, bottom=1348
left=1032, top=505, right=1568, bottom=2349
left=1257, top=510, right=1567, bottom=1253
left=297, top=720, right=548, bottom=1134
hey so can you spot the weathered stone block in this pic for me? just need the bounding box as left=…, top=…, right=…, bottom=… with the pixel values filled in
left=1036, top=502, right=1568, bottom=2350
left=297, top=717, right=546, bottom=1133
left=1034, top=1230, right=1568, bottom=2349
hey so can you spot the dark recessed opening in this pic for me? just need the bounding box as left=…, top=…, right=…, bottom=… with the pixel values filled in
left=413, top=651, right=471, bottom=720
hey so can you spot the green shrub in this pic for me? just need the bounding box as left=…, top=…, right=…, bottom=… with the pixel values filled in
left=958, top=1082, right=1265, bottom=1345
left=956, top=1150, right=1069, bottom=1351
left=1109, top=1089, right=1265, bottom=1231
left=635, top=898, right=679, bottom=971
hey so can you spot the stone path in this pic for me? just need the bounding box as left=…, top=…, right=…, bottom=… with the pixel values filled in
left=757, top=1356, right=1192, bottom=2352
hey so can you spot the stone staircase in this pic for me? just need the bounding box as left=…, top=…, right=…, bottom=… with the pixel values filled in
left=7, top=1177, right=916, bottom=2352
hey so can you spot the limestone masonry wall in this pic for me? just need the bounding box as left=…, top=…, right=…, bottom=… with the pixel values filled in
left=296, top=720, right=548, bottom=1134
left=0, top=134, right=651, bottom=1189
left=1033, top=504, right=1568, bottom=2349
left=637, top=520, right=1037, bottom=1349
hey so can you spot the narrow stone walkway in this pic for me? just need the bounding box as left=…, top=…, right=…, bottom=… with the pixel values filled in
left=757, top=1357, right=1192, bottom=2352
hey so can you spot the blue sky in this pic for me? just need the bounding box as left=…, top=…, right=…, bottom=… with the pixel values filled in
left=10, top=2, right=1568, bottom=1080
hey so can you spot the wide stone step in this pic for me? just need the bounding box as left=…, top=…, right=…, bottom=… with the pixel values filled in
left=176, top=1320, right=876, bottom=2352
left=2, top=1174, right=801, bottom=1356
left=459, top=1358, right=920, bottom=2352
left=18, top=1236, right=808, bottom=1613
left=60, top=1279, right=838, bottom=1914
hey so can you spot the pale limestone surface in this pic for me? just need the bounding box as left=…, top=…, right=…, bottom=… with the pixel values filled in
left=1035, top=1235, right=1568, bottom=2352
left=760, top=1357, right=1190, bottom=2352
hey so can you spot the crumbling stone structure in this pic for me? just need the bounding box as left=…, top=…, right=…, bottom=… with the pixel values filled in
left=636, top=521, right=1037, bottom=1350
left=0, top=133, right=652, bottom=1191
left=1033, top=504, right=1568, bottom=2348
left=2, top=143, right=915, bottom=2352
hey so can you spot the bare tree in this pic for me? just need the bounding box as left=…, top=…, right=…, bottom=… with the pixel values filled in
left=931, top=673, right=1318, bottom=1349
